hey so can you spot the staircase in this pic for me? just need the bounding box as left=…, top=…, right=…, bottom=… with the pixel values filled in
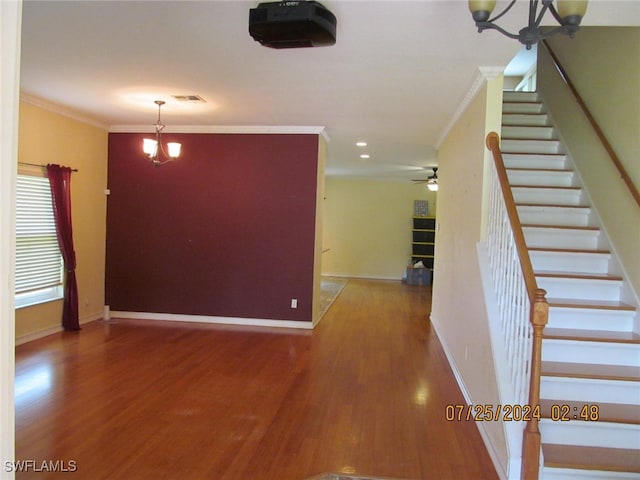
left=501, top=91, right=640, bottom=479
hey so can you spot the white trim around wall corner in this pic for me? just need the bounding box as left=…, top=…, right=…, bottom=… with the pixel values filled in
left=109, top=311, right=314, bottom=330
left=435, top=66, right=505, bottom=150
left=430, top=316, right=509, bottom=480
left=1, top=0, right=21, bottom=468
left=319, top=128, right=331, bottom=143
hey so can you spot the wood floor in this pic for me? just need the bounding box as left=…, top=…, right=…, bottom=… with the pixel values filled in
left=15, top=279, right=498, bottom=480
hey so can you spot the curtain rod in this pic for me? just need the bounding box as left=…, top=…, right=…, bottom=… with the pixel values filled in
left=18, top=162, right=78, bottom=172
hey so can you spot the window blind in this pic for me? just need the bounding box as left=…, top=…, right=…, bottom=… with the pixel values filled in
left=15, top=174, right=63, bottom=296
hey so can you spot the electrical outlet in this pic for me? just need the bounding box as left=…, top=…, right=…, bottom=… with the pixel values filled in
left=291, top=298, right=298, bottom=309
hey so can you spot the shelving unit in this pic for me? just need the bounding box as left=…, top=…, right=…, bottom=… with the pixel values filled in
left=411, top=216, right=436, bottom=268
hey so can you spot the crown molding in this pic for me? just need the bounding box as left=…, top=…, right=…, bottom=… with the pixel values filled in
left=434, top=66, right=504, bottom=150
left=20, top=94, right=329, bottom=140
left=110, top=124, right=328, bottom=139
left=20, top=93, right=109, bottom=130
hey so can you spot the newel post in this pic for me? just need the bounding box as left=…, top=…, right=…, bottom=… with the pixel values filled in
left=521, top=288, right=549, bottom=480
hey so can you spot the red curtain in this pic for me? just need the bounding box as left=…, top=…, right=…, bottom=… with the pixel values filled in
left=47, top=164, right=80, bottom=331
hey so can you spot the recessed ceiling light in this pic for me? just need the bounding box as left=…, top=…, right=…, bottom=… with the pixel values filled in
left=360, top=154, right=370, bottom=159
left=356, top=141, right=367, bottom=147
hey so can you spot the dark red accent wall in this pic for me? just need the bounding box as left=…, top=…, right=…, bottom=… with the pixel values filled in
left=105, top=132, right=319, bottom=322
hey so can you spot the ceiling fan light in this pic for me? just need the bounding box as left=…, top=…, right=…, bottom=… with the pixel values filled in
left=468, top=0, right=496, bottom=22
left=427, top=182, right=438, bottom=192
left=143, top=138, right=158, bottom=157
left=167, top=142, right=182, bottom=159
left=557, top=0, right=588, bottom=25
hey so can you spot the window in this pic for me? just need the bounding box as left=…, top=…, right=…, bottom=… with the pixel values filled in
left=15, top=174, right=63, bottom=308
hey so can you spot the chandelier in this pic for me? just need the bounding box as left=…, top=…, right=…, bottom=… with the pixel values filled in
left=468, top=0, right=588, bottom=49
left=142, top=100, right=182, bottom=166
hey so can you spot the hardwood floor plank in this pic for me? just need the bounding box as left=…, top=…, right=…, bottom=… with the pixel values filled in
left=15, top=279, right=497, bottom=480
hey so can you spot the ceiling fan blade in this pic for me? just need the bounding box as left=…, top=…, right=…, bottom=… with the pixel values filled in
left=411, top=179, right=428, bottom=183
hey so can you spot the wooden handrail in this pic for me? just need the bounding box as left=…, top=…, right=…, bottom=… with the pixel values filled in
left=541, top=40, right=640, bottom=209
left=486, top=132, right=549, bottom=480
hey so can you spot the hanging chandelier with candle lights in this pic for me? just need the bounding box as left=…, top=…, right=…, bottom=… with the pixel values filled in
left=468, top=0, right=588, bottom=49
left=142, top=100, right=182, bottom=166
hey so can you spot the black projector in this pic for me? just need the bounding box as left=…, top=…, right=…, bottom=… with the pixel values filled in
left=249, top=1, right=337, bottom=49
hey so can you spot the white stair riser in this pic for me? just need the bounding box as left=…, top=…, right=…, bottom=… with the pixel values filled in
left=542, top=339, right=640, bottom=367
left=539, top=419, right=640, bottom=449
left=508, top=170, right=576, bottom=187
left=547, top=307, right=636, bottom=332
left=536, top=276, right=622, bottom=302
left=502, top=102, right=544, bottom=114
left=503, top=125, right=556, bottom=140
left=524, top=227, right=601, bottom=250
left=502, top=139, right=563, bottom=154
left=541, top=377, right=640, bottom=405
left=513, top=187, right=583, bottom=205
left=506, top=93, right=640, bottom=480
left=503, top=92, right=540, bottom=103
left=502, top=113, right=550, bottom=126
left=530, top=251, right=610, bottom=274
left=518, top=206, right=592, bottom=227
left=542, top=467, right=640, bottom=480
left=503, top=153, right=568, bottom=170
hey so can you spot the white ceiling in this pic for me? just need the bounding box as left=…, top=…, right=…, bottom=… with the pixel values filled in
left=19, top=1, right=640, bottom=179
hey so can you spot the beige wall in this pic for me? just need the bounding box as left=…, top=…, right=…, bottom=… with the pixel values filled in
left=16, top=101, right=108, bottom=342
left=321, top=178, right=436, bottom=279
left=545, top=27, right=639, bottom=187
left=539, top=27, right=640, bottom=302
left=313, top=136, right=327, bottom=324
left=430, top=75, right=508, bottom=474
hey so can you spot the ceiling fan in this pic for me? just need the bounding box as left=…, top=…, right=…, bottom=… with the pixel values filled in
left=411, top=167, right=438, bottom=191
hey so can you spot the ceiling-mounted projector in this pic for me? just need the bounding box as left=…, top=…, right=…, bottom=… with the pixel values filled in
left=249, top=1, right=337, bottom=49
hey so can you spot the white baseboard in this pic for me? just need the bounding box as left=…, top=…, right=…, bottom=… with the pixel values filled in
left=16, top=310, right=104, bottom=346
left=321, top=272, right=402, bottom=281
left=430, top=316, right=510, bottom=480
left=313, top=308, right=329, bottom=328
left=109, top=311, right=314, bottom=330
left=16, top=325, right=62, bottom=346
